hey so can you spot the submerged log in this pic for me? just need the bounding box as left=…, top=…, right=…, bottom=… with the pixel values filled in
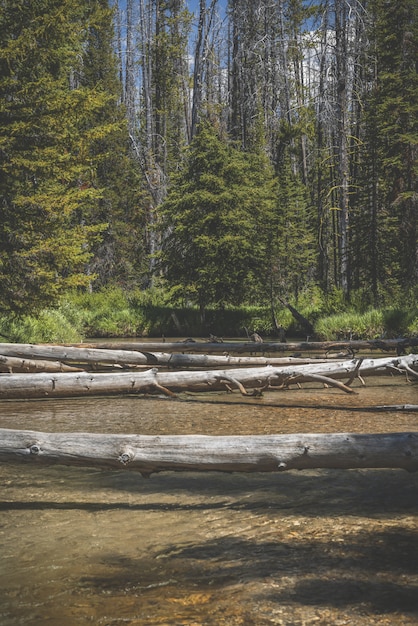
left=0, top=428, right=416, bottom=474
left=0, top=355, right=416, bottom=399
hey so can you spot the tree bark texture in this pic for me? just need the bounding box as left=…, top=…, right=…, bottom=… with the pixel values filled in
left=0, top=343, right=334, bottom=369
left=0, top=355, right=82, bottom=374
left=0, top=355, right=416, bottom=399
left=68, top=338, right=418, bottom=354
left=0, top=429, right=416, bottom=474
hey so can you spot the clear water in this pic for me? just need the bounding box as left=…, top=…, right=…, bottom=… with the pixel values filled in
left=0, top=376, right=417, bottom=625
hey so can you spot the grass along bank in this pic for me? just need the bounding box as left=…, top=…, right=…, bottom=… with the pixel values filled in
left=0, top=287, right=417, bottom=344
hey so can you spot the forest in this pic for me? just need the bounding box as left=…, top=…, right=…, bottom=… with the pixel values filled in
left=0, top=0, right=417, bottom=337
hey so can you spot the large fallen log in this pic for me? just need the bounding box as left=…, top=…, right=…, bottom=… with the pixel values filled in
left=68, top=338, right=418, bottom=355
left=0, top=343, right=170, bottom=367
left=0, top=343, right=332, bottom=369
left=0, top=355, right=416, bottom=399
left=0, top=429, right=416, bottom=474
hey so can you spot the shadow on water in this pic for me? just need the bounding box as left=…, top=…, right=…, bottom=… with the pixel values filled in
left=75, top=527, right=418, bottom=617
left=1, top=467, right=418, bottom=516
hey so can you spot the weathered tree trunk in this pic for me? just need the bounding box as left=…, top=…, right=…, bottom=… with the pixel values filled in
left=0, top=343, right=332, bottom=369
left=0, top=344, right=171, bottom=367
left=0, top=429, right=416, bottom=474
left=166, top=354, right=323, bottom=368
left=0, top=355, right=416, bottom=399
left=70, top=338, right=418, bottom=354
left=0, top=355, right=82, bottom=373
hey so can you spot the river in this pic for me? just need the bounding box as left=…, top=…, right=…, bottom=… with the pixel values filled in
left=0, top=367, right=417, bottom=624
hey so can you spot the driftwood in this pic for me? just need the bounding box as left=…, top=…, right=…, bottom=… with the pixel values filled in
left=0, top=428, right=416, bottom=474
left=166, top=354, right=325, bottom=368
left=68, top=338, right=418, bottom=355
left=0, top=343, right=170, bottom=368
left=0, top=343, right=333, bottom=370
left=0, top=354, right=82, bottom=373
left=0, top=355, right=416, bottom=399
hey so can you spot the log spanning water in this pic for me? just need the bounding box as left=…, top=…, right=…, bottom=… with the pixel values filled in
left=0, top=343, right=331, bottom=370
left=1, top=341, right=417, bottom=372
left=70, top=338, right=418, bottom=354
left=0, top=429, right=416, bottom=474
left=0, top=355, right=417, bottom=399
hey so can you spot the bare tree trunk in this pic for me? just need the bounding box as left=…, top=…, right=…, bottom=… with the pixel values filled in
left=125, top=0, right=137, bottom=133
left=61, top=338, right=418, bottom=354
left=335, top=0, right=350, bottom=298
left=0, top=429, right=416, bottom=474
left=0, top=355, right=416, bottom=399
left=0, top=355, right=82, bottom=374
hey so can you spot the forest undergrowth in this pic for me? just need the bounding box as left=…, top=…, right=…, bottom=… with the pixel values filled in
left=0, top=287, right=417, bottom=344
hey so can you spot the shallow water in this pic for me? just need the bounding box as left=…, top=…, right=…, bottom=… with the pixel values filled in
left=0, top=376, right=417, bottom=625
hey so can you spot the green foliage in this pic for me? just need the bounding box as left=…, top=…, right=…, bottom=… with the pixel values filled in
left=270, top=155, right=317, bottom=302
left=65, top=288, right=146, bottom=338
left=382, top=308, right=418, bottom=337
left=359, top=0, right=418, bottom=297
left=158, top=121, right=277, bottom=311
left=80, top=0, right=148, bottom=289
left=3, top=286, right=412, bottom=342
left=0, top=0, right=143, bottom=314
left=0, top=310, right=82, bottom=344
left=408, top=316, right=418, bottom=336
left=314, top=310, right=385, bottom=341
left=314, top=306, right=418, bottom=341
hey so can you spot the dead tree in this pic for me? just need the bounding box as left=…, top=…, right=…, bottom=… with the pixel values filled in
left=0, top=429, right=416, bottom=475
left=0, top=355, right=416, bottom=399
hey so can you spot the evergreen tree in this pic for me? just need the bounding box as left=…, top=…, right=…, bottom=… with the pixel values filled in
left=158, top=121, right=276, bottom=315
left=355, top=0, right=417, bottom=304
left=370, top=0, right=418, bottom=300
left=0, top=0, right=109, bottom=313
left=271, top=155, right=316, bottom=302
left=80, top=0, right=148, bottom=288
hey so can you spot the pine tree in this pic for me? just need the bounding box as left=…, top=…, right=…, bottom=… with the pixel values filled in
left=370, top=0, right=418, bottom=300
left=158, top=120, right=276, bottom=315
left=80, top=0, right=148, bottom=288
left=0, top=0, right=108, bottom=313
left=271, top=155, right=316, bottom=303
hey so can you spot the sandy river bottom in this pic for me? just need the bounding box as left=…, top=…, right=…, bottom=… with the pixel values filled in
left=0, top=375, right=417, bottom=625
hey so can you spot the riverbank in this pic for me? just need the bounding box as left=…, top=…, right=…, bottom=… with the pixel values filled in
left=1, top=287, right=417, bottom=344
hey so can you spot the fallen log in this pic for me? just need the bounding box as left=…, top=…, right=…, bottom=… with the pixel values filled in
left=69, top=338, right=418, bottom=355
left=0, top=355, right=416, bottom=399
left=0, top=343, right=333, bottom=369
left=0, top=429, right=416, bottom=474
left=0, top=343, right=169, bottom=367
left=167, top=353, right=326, bottom=368
left=0, top=355, right=82, bottom=374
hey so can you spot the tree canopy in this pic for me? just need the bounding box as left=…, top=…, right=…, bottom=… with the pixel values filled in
left=0, top=0, right=143, bottom=313
left=0, top=0, right=416, bottom=316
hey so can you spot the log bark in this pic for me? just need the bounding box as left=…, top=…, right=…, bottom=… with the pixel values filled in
left=0, top=428, right=416, bottom=474
left=0, top=344, right=334, bottom=369
left=0, top=343, right=169, bottom=367
left=0, top=355, right=82, bottom=373
left=68, top=338, right=418, bottom=354
left=0, top=355, right=416, bottom=399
